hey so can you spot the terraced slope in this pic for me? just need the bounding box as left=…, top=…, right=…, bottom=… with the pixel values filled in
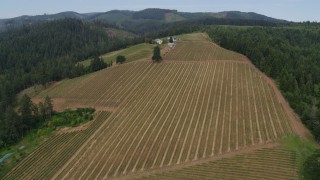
left=138, top=147, right=298, bottom=180
left=4, top=33, right=298, bottom=179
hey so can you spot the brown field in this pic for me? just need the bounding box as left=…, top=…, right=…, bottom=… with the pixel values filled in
left=137, top=146, right=298, bottom=180
left=4, top=33, right=300, bottom=180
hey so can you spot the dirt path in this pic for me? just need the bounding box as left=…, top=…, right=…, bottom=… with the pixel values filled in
left=114, top=142, right=280, bottom=180
left=32, top=98, right=118, bottom=112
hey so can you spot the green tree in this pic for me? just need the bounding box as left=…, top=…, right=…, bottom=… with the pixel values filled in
left=303, top=149, right=320, bottom=180
left=44, top=95, right=53, bottom=118
left=4, top=107, right=22, bottom=144
left=90, top=56, right=107, bottom=72
left=169, top=36, right=173, bottom=43
left=116, top=55, right=126, bottom=64
left=19, top=94, right=35, bottom=130
left=152, top=46, right=162, bottom=62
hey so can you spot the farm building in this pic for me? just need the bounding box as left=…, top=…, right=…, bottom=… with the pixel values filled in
left=154, top=39, right=163, bottom=45
left=167, top=37, right=177, bottom=42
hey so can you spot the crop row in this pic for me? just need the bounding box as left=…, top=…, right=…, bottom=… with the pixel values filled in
left=51, top=61, right=293, bottom=179
left=164, top=40, right=242, bottom=61
left=138, top=147, right=298, bottom=180
left=37, top=61, right=155, bottom=108
left=3, top=111, right=111, bottom=180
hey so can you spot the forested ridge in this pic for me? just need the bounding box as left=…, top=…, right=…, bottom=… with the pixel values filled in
left=0, top=18, right=141, bottom=148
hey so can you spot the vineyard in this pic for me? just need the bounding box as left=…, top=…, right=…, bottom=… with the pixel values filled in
left=3, top=111, right=111, bottom=180
left=4, top=33, right=300, bottom=179
left=138, top=147, right=298, bottom=180
left=164, top=33, right=243, bottom=61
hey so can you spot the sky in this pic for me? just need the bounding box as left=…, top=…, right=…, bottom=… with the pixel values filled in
left=0, top=0, right=319, bottom=22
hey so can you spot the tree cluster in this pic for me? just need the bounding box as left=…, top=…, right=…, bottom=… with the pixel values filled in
left=0, top=95, right=53, bottom=148
left=303, top=149, right=320, bottom=180
left=89, top=56, right=109, bottom=72
left=116, top=55, right=126, bottom=64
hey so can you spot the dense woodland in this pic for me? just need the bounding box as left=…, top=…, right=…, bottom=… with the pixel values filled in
left=0, top=19, right=142, bottom=148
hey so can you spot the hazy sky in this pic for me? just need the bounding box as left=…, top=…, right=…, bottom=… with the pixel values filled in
left=0, top=0, right=319, bottom=22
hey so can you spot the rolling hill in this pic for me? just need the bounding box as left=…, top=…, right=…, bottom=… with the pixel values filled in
left=2, top=33, right=310, bottom=179
left=0, top=9, right=287, bottom=32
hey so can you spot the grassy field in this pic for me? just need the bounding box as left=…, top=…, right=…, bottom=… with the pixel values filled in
left=79, top=43, right=154, bottom=67
left=3, top=33, right=306, bottom=179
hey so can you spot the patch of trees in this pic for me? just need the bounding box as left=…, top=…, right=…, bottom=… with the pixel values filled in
left=47, top=108, right=95, bottom=128
left=0, top=95, right=53, bottom=148
left=89, top=56, right=109, bottom=72
left=205, top=26, right=320, bottom=141
left=302, top=149, right=320, bottom=180
left=0, top=18, right=143, bottom=146
left=116, top=55, right=126, bottom=64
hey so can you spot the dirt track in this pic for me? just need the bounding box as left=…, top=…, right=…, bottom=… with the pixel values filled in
left=32, top=98, right=118, bottom=112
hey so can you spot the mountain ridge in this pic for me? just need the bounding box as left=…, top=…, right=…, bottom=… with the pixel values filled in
left=0, top=8, right=287, bottom=32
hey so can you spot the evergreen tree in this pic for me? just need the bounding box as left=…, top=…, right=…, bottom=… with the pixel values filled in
left=19, top=95, right=35, bottom=130
left=38, top=102, right=46, bottom=122
left=4, top=107, right=22, bottom=144
left=303, top=150, right=320, bottom=180
left=116, top=55, right=126, bottom=64
left=44, top=95, right=53, bottom=118
left=152, top=46, right=162, bottom=62
left=169, top=36, right=173, bottom=43
left=90, top=56, right=107, bottom=72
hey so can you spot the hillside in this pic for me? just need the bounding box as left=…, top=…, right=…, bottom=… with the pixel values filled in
left=0, top=18, right=142, bottom=152
left=0, top=9, right=287, bottom=32
left=2, top=33, right=310, bottom=179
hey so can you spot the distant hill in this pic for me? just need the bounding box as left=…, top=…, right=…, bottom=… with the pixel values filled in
left=0, top=8, right=287, bottom=32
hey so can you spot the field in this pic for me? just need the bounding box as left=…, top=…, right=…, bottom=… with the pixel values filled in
left=138, top=146, right=298, bottom=180
left=3, top=111, right=111, bottom=179
left=4, top=33, right=301, bottom=179
left=79, top=43, right=154, bottom=66
left=165, top=33, right=243, bottom=61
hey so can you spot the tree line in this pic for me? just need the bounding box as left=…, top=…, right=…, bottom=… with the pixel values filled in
left=0, top=95, right=53, bottom=148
